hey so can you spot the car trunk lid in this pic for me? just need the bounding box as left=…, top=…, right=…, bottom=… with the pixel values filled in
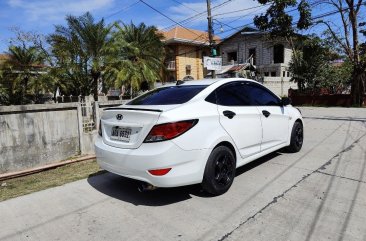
left=100, top=105, right=178, bottom=149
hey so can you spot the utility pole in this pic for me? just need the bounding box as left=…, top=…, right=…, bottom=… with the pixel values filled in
left=206, top=0, right=216, bottom=78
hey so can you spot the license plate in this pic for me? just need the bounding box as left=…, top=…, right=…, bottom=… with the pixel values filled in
left=111, top=127, right=132, bottom=142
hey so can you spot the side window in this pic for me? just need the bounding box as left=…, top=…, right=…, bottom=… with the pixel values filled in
left=246, top=83, right=281, bottom=106
left=216, top=82, right=251, bottom=106
left=205, top=91, right=217, bottom=104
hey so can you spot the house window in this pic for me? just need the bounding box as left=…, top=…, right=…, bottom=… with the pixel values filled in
left=186, top=65, right=191, bottom=76
left=283, top=71, right=286, bottom=77
left=227, top=51, right=237, bottom=62
left=248, top=48, right=256, bottom=65
left=271, top=71, right=276, bottom=77
left=202, top=51, right=207, bottom=58
left=287, top=72, right=290, bottom=77
left=273, top=44, right=284, bottom=64
left=264, top=72, right=269, bottom=76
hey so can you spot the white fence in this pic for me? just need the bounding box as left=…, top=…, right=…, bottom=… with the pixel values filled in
left=262, top=77, right=297, bottom=96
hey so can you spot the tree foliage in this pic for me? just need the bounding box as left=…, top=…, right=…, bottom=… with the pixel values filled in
left=107, top=22, right=165, bottom=94
left=290, top=36, right=351, bottom=93
left=48, top=12, right=113, bottom=100
left=1, top=44, right=48, bottom=104
left=0, top=12, right=167, bottom=105
left=254, top=0, right=311, bottom=38
left=255, top=0, right=366, bottom=106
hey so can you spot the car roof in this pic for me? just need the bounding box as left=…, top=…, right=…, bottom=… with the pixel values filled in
left=159, top=78, right=258, bottom=88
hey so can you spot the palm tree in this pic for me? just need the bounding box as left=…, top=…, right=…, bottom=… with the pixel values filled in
left=0, top=70, right=9, bottom=104
left=109, top=22, right=165, bottom=95
left=5, top=44, right=46, bottom=104
left=48, top=12, right=113, bottom=100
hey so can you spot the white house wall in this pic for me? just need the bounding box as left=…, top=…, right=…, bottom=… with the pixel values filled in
left=220, top=33, right=293, bottom=70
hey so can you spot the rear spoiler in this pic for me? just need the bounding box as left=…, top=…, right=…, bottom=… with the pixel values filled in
left=104, top=107, right=162, bottom=113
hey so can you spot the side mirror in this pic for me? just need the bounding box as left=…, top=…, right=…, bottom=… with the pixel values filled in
left=281, top=97, right=291, bottom=106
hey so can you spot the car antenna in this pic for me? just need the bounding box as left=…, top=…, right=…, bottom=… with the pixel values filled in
left=176, top=80, right=185, bottom=86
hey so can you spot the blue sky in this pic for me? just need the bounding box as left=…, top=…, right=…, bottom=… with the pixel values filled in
left=0, top=0, right=364, bottom=53
left=0, top=0, right=269, bottom=52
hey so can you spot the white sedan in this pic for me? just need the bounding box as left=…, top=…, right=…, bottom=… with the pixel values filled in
left=95, top=78, right=303, bottom=195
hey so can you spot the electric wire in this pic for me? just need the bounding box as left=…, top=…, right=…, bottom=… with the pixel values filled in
left=170, top=2, right=366, bottom=58
left=104, top=0, right=142, bottom=19
left=162, top=0, right=235, bottom=31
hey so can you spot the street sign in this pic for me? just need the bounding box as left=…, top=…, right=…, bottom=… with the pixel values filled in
left=203, top=57, right=222, bottom=71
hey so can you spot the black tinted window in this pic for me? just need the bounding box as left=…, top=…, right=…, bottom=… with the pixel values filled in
left=127, top=85, right=207, bottom=105
left=246, top=83, right=280, bottom=106
left=205, top=91, right=216, bottom=104
left=216, top=82, right=251, bottom=106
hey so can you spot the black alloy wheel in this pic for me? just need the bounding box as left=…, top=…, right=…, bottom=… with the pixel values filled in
left=286, top=121, right=304, bottom=153
left=295, top=124, right=303, bottom=148
left=214, top=153, right=234, bottom=186
left=202, top=146, right=236, bottom=195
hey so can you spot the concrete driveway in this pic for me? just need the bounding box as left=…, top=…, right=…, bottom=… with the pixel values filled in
left=0, top=107, right=365, bottom=241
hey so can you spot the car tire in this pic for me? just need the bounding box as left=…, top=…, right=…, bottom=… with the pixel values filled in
left=286, top=121, right=304, bottom=153
left=202, top=146, right=236, bottom=195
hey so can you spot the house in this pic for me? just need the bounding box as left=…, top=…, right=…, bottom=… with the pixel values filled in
left=218, top=28, right=297, bottom=96
left=160, top=27, right=220, bottom=82
left=0, top=54, right=10, bottom=67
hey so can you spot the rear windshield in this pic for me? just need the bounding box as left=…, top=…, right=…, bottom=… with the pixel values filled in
left=127, top=85, right=207, bottom=105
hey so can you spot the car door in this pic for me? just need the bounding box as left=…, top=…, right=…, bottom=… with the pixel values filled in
left=214, top=82, right=263, bottom=159
left=246, top=82, right=289, bottom=151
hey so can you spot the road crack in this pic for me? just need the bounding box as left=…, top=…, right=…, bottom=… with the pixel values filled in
left=315, top=170, right=366, bottom=184
left=217, top=133, right=366, bottom=241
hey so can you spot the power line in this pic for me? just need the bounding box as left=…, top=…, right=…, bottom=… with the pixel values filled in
left=216, top=1, right=324, bottom=39
left=168, top=0, right=199, bottom=13
left=167, top=0, right=238, bottom=33
left=104, top=0, right=141, bottom=19
left=171, top=1, right=364, bottom=59
left=161, top=0, right=235, bottom=31
left=164, top=0, right=266, bottom=38
left=140, top=0, right=208, bottom=40
left=212, top=3, right=271, bottom=17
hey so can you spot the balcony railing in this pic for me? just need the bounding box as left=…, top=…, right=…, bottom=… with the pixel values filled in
left=166, top=61, right=176, bottom=71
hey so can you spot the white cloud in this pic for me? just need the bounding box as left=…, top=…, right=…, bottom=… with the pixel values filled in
left=7, top=0, right=115, bottom=22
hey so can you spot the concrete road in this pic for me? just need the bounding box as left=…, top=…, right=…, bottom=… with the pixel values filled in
left=0, top=107, right=365, bottom=241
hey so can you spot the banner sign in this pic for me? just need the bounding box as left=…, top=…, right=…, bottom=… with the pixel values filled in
left=203, top=57, right=222, bottom=71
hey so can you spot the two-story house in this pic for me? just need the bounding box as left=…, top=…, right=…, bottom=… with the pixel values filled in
left=161, top=27, right=220, bottom=82
left=218, top=28, right=297, bottom=95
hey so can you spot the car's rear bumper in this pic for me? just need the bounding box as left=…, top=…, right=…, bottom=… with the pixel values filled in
left=95, top=136, right=210, bottom=187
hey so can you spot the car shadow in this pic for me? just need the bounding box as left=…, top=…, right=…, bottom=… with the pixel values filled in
left=87, top=151, right=282, bottom=206
left=235, top=152, right=281, bottom=177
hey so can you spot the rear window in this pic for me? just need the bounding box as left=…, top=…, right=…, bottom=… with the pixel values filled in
left=127, top=85, right=207, bottom=105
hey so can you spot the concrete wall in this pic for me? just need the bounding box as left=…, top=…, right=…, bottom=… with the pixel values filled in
left=0, top=103, right=80, bottom=173
left=262, top=77, right=298, bottom=96
left=0, top=100, right=127, bottom=174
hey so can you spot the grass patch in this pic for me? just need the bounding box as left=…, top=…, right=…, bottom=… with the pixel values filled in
left=0, top=159, right=104, bottom=202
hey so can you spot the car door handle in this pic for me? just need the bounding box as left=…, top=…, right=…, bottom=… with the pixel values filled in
left=223, top=110, right=236, bottom=119
left=262, top=110, right=271, bottom=118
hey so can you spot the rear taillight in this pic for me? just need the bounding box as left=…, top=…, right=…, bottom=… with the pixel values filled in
left=144, top=119, right=198, bottom=143
left=148, top=168, right=172, bottom=176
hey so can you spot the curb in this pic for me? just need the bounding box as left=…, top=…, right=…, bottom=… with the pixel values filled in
left=0, top=155, right=96, bottom=181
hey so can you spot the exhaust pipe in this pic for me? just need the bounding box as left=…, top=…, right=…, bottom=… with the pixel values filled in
left=137, top=182, right=157, bottom=192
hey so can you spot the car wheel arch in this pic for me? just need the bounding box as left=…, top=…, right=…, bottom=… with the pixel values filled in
left=295, top=118, right=303, bottom=126
left=287, top=117, right=303, bottom=141
left=198, top=138, right=239, bottom=180
left=213, top=141, right=237, bottom=162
